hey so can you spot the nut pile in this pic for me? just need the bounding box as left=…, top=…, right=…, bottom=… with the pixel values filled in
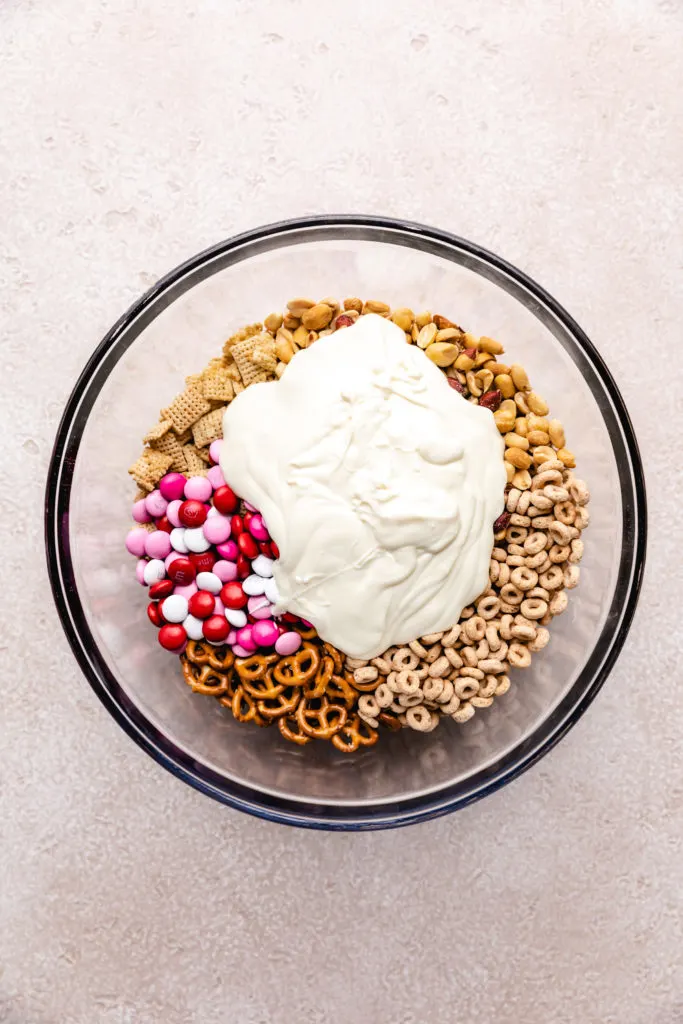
left=128, top=296, right=589, bottom=749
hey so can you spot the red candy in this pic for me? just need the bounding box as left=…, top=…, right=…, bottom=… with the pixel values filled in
left=202, top=615, right=230, bottom=643
left=167, top=556, right=196, bottom=586
left=236, top=555, right=250, bottom=580
left=258, top=541, right=272, bottom=557
left=155, top=515, right=173, bottom=533
left=213, top=485, right=238, bottom=515
left=178, top=500, right=208, bottom=528
left=188, top=591, right=216, bottom=619
left=238, top=532, right=259, bottom=559
left=243, top=511, right=254, bottom=529
left=220, top=581, right=247, bottom=609
left=230, top=514, right=244, bottom=536
left=188, top=550, right=216, bottom=573
left=149, top=579, right=174, bottom=600
left=147, top=601, right=163, bottom=627
left=271, top=540, right=280, bottom=559
left=158, top=623, right=187, bottom=651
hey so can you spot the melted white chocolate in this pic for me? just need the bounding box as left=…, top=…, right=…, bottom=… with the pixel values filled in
left=220, top=314, right=505, bottom=659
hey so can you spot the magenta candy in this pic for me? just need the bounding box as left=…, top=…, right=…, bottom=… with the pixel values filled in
left=209, top=439, right=223, bottom=464
left=165, top=550, right=182, bottom=569
left=300, top=618, right=314, bottom=629
left=159, top=473, right=187, bottom=502
left=275, top=631, right=302, bottom=656
left=248, top=595, right=274, bottom=620
left=126, top=528, right=148, bottom=557
left=231, top=643, right=253, bottom=658
left=144, top=530, right=172, bottom=559
left=235, top=625, right=257, bottom=652
left=216, top=540, right=238, bottom=560
left=203, top=514, right=232, bottom=545
left=144, top=489, right=168, bottom=518
left=135, top=559, right=147, bottom=585
left=132, top=499, right=152, bottom=524
left=207, top=464, right=225, bottom=490
left=184, top=475, right=213, bottom=502
left=252, top=619, right=279, bottom=647
left=247, top=514, right=269, bottom=541
left=166, top=499, right=183, bottom=528
left=213, top=559, right=238, bottom=583
left=173, top=582, right=198, bottom=601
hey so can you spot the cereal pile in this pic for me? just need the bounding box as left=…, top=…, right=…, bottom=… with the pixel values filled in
left=125, top=296, right=589, bottom=750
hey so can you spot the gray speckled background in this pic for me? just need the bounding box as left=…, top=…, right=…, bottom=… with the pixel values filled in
left=1, top=2, right=681, bottom=1022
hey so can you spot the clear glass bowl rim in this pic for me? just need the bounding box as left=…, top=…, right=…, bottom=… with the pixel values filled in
left=45, top=215, right=648, bottom=830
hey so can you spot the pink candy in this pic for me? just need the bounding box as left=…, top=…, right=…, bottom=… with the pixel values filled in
left=165, top=550, right=182, bottom=569
left=235, top=625, right=257, bottom=652
left=145, top=489, right=168, bottom=518
left=184, top=475, right=213, bottom=502
left=209, top=439, right=223, bottom=464
left=252, top=619, right=279, bottom=647
left=202, top=514, right=232, bottom=545
left=247, top=514, right=269, bottom=541
left=135, top=559, right=147, bottom=585
left=213, top=559, right=238, bottom=583
left=126, top=528, right=148, bottom=557
left=275, top=631, right=302, bottom=656
left=144, top=530, right=172, bottom=559
left=248, top=595, right=274, bottom=620
left=216, top=540, right=238, bottom=560
left=207, top=464, right=225, bottom=490
left=173, top=582, right=198, bottom=601
left=232, top=644, right=253, bottom=658
left=132, top=499, right=152, bottom=524
left=158, top=473, right=187, bottom=502
left=166, top=499, right=183, bottom=528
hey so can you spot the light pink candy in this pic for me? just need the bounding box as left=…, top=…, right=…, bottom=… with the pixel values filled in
left=252, top=619, right=279, bottom=647
left=231, top=643, right=253, bottom=658
left=216, top=540, right=238, bottom=560
left=144, top=530, right=172, bottom=559
left=247, top=514, right=269, bottom=541
left=135, top=559, right=147, bottom=585
left=213, top=560, right=238, bottom=583
left=226, top=629, right=238, bottom=645
left=166, top=499, right=183, bottom=527
left=235, top=625, right=257, bottom=652
left=243, top=501, right=257, bottom=512
left=248, top=596, right=274, bottom=620
left=173, top=582, right=198, bottom=601
left=144, top=489, right=168, bottom=518
left=132, top=499, right=152, bottom=524
left=202, top=514, right=231, bottom=545
left=207, top=464, right=225, bottom=489
left=165, top=550, right=182, bottom=569
left=184, top=475, right=213, bottom=502
left=275, top=631, right=302, bottom=656
left=126, top=528, right=148, bottom=557
left=209, top=439, right=223, bottom=464
left=171, top=640, right=188, bottom=656
left=158, top=473, right=187, bottom=502
left=214, top=596, right=225, bottom=616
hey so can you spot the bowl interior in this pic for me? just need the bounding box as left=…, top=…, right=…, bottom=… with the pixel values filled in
left=54, top=223, right=640, bottom=819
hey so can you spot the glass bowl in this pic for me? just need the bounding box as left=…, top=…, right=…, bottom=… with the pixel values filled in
left=46, top=216, right=647, bottom=830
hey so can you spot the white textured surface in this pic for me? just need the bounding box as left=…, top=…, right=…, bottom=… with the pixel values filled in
left=1, top=2, right=681, bottom=1022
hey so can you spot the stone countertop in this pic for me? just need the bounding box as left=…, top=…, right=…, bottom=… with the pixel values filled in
left=1, top=2, right=681, bottom=1022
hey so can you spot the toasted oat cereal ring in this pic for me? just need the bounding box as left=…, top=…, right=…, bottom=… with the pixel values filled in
left=510, top=565, right=538, bottom=591
left=405, top=706, right=436, bottom=732
left=392, top=648, right=419, bottom=672
left=331, top=714, right=379, bottom=753
left=508, top=642, right=532, bottom=668
left=520, top=597, right=548, bottom=620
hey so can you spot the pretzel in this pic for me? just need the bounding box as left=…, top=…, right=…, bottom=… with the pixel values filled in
left=185, top=640, right=234, bottom=673
left=181, top=661, right=234, bottom=696
left=234, top=652, right=279, bottom=683
left=272, top=643, right=321, bottom=686
left=343, top=669, right=380, bottom=694
left=323, top=642, right=343, bottom=675
left=228, top=686, right=268, bottom=727
left=325, top=673, right=358, bottom=710
left=378, top=711, right=402, bottom=732
left=301, top=654, right=334, bottom=700
left=331, top=713, right=380, bottom=753
left=278, top=714, right=311, bottom=746
left=296, top=695, right=348, bottom=739
left=257, top=686, right=301, bottom=721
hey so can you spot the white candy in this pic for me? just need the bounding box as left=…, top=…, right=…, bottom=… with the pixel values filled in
left=183, top=614, right=205, bottom=641
left=170, top=527, right=188, bottom=553
left=264, top=577, right=280, bottom=604
left=143, top=559, right=166, bottom=585
left=207, top=506, right=220, bottom=518
left=225, top=608, right=247, bottom=628
left=161, top=595, right=189, bottom=623
left=196, top=571, right=222, bottom=594
left=252, top=554, right=274, bottom=578
left=184, top=527, right=211, bottom=553
left=242, top=574, right=267, bottom=596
